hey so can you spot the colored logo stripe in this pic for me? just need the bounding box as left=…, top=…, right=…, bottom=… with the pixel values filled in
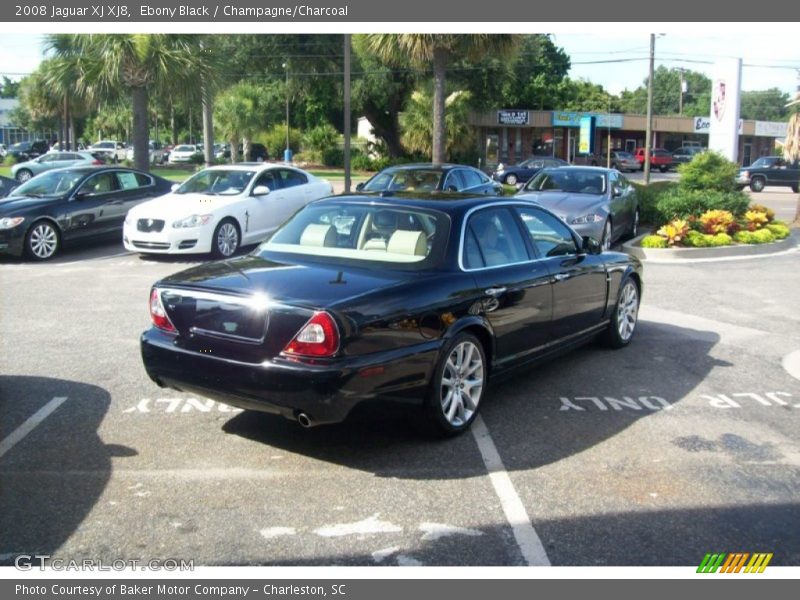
left=697, top=553, right=773, bottom=573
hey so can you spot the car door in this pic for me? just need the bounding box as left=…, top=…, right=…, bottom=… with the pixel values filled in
left=463, top=206, right=553, bottom=367
left=608, top=171, right=630, bottom=239
left=247, top=169, right=290, bottom=241
left=514, top=206, right=608, bottom=341
left=114, top=170, right=159, bottom=217
left=275, top=168, right=316, bottom=215
left=65, top=171, right=124, bottom=239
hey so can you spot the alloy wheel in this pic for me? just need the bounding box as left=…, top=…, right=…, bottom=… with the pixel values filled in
left=439, top=340, right=484, bottom=428
left=616, top=281, right=639, bottom=342
left=29, top=222, right=58, bottom=259
left=216, top=222, right=239, bottom=257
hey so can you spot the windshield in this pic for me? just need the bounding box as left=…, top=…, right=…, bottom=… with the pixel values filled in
left=174, top=145, right=195, bottom=152
left=616, top=152, right=634, bottom=159
left=12, top=170, right=84, bottom=197
left=524, top=170, right=607, bottom=194
left=258, top=203, right=449, bottom=267
left=362, top=168, right=444, bottom=192
left=176, top=169, right=255, bottom=195
left=749, top=157, right=775, bottom=168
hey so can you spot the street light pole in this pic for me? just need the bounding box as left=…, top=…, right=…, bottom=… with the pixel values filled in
left=282, top=62, right=290, bottom=162
left=343, top=34, right=351, bottom=193
left=644, top=34, right=656, bottom=185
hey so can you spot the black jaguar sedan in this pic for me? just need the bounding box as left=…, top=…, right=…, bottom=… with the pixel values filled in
left=141, top=194, right=642, bottom=435
left=0, top=166, right=173, bottom=260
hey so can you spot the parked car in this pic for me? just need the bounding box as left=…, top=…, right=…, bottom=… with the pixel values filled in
left=6, top=140, right=50, bottom=161
left=88, top=140, right=128, bottom=163
left=123, top=163, right=333, bottom=258
left=736, top=156, right=800, bottom=193
left=571, top=153, right=602, bottom=167
left=516, top=166, right=639, bottom=251
left=671, top=146, right=705, bottom=165
left=357, top=163, right=503, bottom=195
left=609, top=151, right=639, bottom=173
left=0, top=166, right=174, bottom=260
left=11, top=151, right=104, bottom=182
left=140, top=194, right=643, bottom=435
left=0, top=143, right=9, bottom=158
left=224, top=143, right=268, bottom=162
left=492, top=156, right=569, bottom=186
left=0, top=174, right=19, bottom=198
left=50, top=142, right=87, bottom=152
left=633, top=147, right=673, bottom=172
left=167, top=144, right=200, bottom=164
left=126, top=141, right=166, bottom=165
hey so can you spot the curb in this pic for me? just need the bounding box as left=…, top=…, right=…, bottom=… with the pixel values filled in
left=622, top=230, right=798, bottom=261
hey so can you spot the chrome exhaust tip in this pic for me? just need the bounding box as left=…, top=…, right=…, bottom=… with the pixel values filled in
left=296, top=412, right=313, bottom=428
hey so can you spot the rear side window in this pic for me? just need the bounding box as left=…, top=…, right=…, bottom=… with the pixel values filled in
left=516, top=207, right=578, bottom=258
left=464, top=207, right=529, bottom=269
left=276, top=168, right=308, bottom=188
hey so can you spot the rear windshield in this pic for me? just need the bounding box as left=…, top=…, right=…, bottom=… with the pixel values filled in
left=523, top=170, right=607, bottom=194
left=362, top=169, right=444, bottom=192
left=258, top=203, right=449, bottom=268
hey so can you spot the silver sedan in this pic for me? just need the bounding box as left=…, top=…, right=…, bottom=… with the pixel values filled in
left=11, top=151, right=103, bottom=182
left=516, top=166, right=639, bottom=250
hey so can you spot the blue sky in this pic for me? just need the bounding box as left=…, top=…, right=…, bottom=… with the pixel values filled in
left=1, top=31, right=798, bottom=97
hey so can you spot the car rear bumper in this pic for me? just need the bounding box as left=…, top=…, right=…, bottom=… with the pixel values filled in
left=140, top=328, right=442, bottom=425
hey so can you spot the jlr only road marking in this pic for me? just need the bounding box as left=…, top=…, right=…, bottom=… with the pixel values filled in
left=123, top=398, right=243, bottom=414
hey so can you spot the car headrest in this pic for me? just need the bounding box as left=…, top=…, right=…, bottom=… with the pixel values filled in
left=387, top=230, right=427, bottom=256
left=373, top=210, right=397, bottom=229
left=300, top=223, right=337, bottom=247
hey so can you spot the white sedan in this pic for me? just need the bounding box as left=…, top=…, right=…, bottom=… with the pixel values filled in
left=123, top=163, right=333, bottom=257
left=167, top=144, right=199, bottom=164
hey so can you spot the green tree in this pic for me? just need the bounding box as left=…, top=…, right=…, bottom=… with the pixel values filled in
left=214, top=81, right=279, bottom=162
left=48, top=34, right=218, bottom=171
left=619, top=66, right=710, bottom=116
left=0, top=76, right=21, bottom=98
left=740, top=88, right=791, bottom=121
left=363, top=34, right=518, bottom=163
left=400, top=86, right=474, bottom=160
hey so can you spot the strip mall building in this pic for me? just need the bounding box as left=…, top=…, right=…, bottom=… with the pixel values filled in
left=470, top=109, right=789, bottom=168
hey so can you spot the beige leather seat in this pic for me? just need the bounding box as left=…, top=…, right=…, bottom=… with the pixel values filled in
left=299, top=223, right=337, bottom=247
left=387, top=230, right=427, bottom=256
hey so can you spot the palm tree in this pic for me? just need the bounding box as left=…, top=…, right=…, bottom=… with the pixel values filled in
left=363, top=35, right=518, bottom=163
left=47, top=34, right=218, bottom=172
left=214, top=82, right=276, bottom=162
left=400, top=87, right=474, bottom=160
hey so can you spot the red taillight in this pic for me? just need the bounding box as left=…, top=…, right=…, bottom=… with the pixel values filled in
left=149, top=288, right=176, bottom=332
left=91, top=160, right=103, bottom=165
left=282, top=311, right=339, bottom=357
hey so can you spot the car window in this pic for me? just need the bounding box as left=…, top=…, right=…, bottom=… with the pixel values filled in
left=460, top=168, right=484, bottom=190
left=78, top=172, right=119, bottom=196
left=261, top=203, right=448, bottom=267
left=516, top=207, right=578, bottom=258
left=442, top=170, right=465, bottom=191
left=253, top=170, right=280, bottom=191
left=39, top=154, right=56, bottom=163
left=116, top=171, right=153, bottom=190
left=464, top=207, right=530, bottom=269
left=177, top=169, right=255, bottom=195
left=276, top=168, right=308, bottom=188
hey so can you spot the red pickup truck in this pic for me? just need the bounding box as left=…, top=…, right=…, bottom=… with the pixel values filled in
left=634, top=148, right=673, bottom=172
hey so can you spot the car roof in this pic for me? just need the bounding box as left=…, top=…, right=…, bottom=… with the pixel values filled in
left=377, top=163, right=470, bottom=172
left=539, top=165, right=613, bottom=174
left=314, top=192, right=520, bottom=216
left=201, top=162, right=305, bottom=172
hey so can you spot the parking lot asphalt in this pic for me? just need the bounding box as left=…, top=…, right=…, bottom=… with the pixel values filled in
left=1, top=195, right=799, bottom=568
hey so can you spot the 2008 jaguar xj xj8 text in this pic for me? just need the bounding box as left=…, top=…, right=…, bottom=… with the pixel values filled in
left=140, top=193, right=642, bottom=435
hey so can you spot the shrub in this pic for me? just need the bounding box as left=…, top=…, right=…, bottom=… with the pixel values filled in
left=321, top=147, right=344, bottom=167
left=301, top=123, right=340, bottom=154
left=656, top=219, right=690, bottom=246
left=349, top=152, right=374, bottom=172
left=677, top=150, right=739, bottom=192
left=734, top=229, right=775, bottom=244
left=749, top=203, right=775, bottom=222
left=262, top=125, right=302, bottom=160
left=743, top=210, right=769, bottom=230
left=632, top=181, right=677, bottom=225
left=684, top=231, right=734, bottom=247
left=766, top=222, right=791, bottom=239
left=655, top=188, right=750, bottom=222
left=640, top=235, right=667, bottom=248
left=698, top=209, right=735, bottom=234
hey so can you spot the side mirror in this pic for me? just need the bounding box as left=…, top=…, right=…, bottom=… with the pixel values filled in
left=355, top=182, right=365, bottom=192
left=612, top=187, right=623, bottom=197
left=252, top=185, right=270, bottom=196
left=445, top=185, right=458, bottom=192
left=170, top=183, right=180, bottom=192
left=74, top=191, right=90, bottom=201
left=581, top=236, right=602, bottom=255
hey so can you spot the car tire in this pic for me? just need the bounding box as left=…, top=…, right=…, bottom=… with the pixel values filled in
left=25, top=220, right=60, bottom=261
left=625, top=208, right=640, bottom=240
left=659, top=165, right=668, bottom=173
left=601, top=219, right=612, bottom=251
left=504, top=174, right=517, bottom=186
left=211, top=218, right=240, bottom=259
left=750, top=177, right=766, bottom=193
left=602, top=277, right=640, bottom=349
left=16, top=169, right=33, bottom=183
left=425, top=332, right=487, bottom=436
left=791, top=185, right=798, bottom=194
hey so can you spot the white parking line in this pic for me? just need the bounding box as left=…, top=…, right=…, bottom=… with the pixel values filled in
left=471, top=415, right=551, bottom=566
left=783, top=350, right=800, bottom=382
left=0, top=397, right=67, bottom=459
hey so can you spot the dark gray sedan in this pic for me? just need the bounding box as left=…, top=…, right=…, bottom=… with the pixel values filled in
left=516, top=167, right=639, bottom=250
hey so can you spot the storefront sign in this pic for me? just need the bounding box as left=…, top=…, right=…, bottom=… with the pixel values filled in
left=694, top=116, right=744, bottom=134
left=708, top=58, right=742, bottom=162
left=754, top=121, right=789, bottom=138
left=578, top=116, right=594, bottom=154
left=553, top=111, right=622, bottom=128
left=497, top=110, right=529, bottom=125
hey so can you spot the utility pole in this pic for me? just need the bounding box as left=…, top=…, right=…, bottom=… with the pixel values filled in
left=343, top=34, right=351, bottom=193
left=644, top=33, right=656, bottom=184
left=282, top=62, right=291, bottom=162
left=678, top=68, right=685, bottom=115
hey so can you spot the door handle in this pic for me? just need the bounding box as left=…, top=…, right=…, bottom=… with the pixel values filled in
left=552, top=273, right=570, bottom=282
left=485, top=287, right=507, bottom=296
